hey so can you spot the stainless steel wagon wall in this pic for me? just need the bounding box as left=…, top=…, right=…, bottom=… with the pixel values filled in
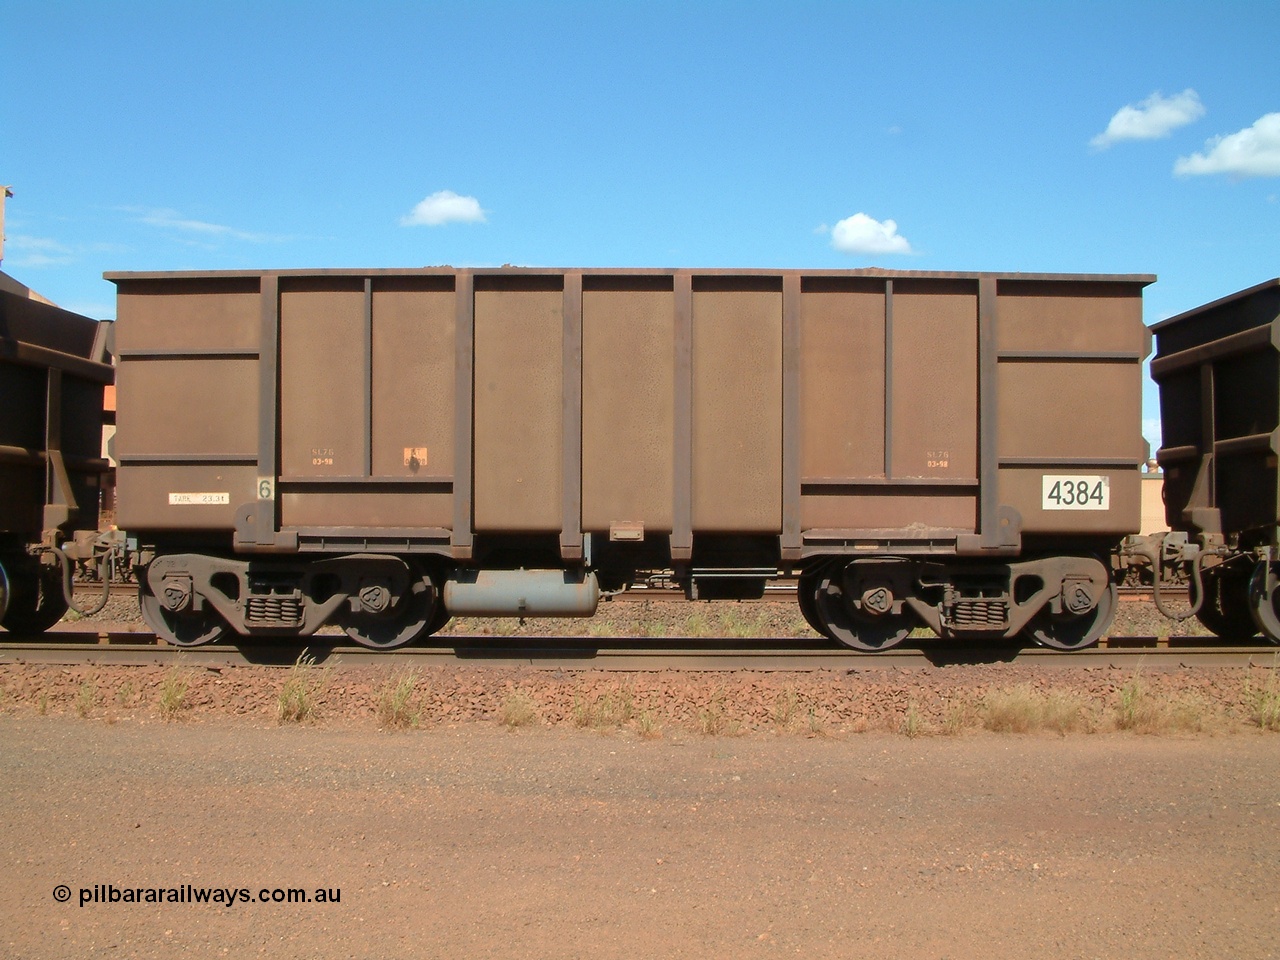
left=108, top=268, right=1152, bottom=560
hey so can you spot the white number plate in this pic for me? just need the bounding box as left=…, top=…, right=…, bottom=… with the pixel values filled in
left=168, top=492, right=230, bottom=506
left=1042, top=475, right=1109, bottom=511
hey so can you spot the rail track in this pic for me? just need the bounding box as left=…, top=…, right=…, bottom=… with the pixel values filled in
left=1, top=625, right=1273, bottom=670
left=21, top=583, right=1236, bottom=671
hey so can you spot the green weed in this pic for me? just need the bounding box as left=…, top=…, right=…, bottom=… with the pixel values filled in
left=1245, top=658, right=1280, bottom=731
left=75, top=681, right=96, bottom=719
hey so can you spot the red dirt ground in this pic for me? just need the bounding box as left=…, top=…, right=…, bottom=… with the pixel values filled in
left=1, top=719, right=1277, bottom=960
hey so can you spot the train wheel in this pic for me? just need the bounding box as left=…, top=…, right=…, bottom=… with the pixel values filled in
left=1246, top=563, right=1280, bottom=644
left=0, top=561, right=9, bottom=624
left=340, top=575, right=440, bottom=650
left=1026, top=582, right=1117, bottom=650
left=1196, top=566, right=1258, bottom=638
left=1, top=567, right=69, bottom=634
left=810, top=568, right=912, bottom=652
left=138, top=581, right=228, bottom=647
left=797, top=568, right=835, bottom=640
left=422, top=596, right=452, bottom=638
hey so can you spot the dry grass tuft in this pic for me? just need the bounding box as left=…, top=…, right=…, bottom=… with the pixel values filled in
left=157, top=668, right=193, bottom=721
left=982, top=685, right=1092, bottom=734
left=683, top=612, right=712, bottom=638
left=718, top=608, right=771, bottom=639
left=901, top=701, right=926, bottom=738
left=806, top=705, right=827, bottom=736
left=276, top=654, right=329, bottom=724
left=635, top=709, right=663, bottom=739
left=772, top=686, right=801, bottom=730
left=599, top=687, right=636, bottom=726
left=375, top=669, right=424, bottom=729
left=1114, top=671, right=1213, bottom=734
left=573, top=687, right=636, bottom=730
left=75, top=680, right=96, bottom=719
left=500, top=690, right=538, bottom=728
left=941, top=700, right=975, bottom=736
left=1245, top=658, right=1280, bottom=732
left=697, top=687, right=742, bottom=736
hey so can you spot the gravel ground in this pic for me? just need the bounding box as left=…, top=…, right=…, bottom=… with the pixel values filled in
left=3, top=596, right=1277, bottom=959
left=1, top=719, right=1277, bottom=960
left=5, top=595, right=1272, bottom=737
left=3, top=655, right=1278, bottom=736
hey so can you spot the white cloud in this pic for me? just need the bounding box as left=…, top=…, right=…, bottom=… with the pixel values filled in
left=128, top=207, right=288, bottom=243
left=6, top=235, right=71, bottom=254
left=1174, top=113, right=1280, bottom=178
left=828, top=213, right=913, bottom=256
left=3, top=234, right=74, bottom=267
left=1091, top=89, right=1205, bottom=149
left=401, top=190, right=487, bottom=227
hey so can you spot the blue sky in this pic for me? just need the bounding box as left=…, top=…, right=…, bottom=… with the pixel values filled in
left=3, top=1, right=1278, bottom=445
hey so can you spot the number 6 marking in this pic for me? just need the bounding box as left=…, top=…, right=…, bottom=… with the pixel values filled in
left=258, top=478, right=275, bottom=500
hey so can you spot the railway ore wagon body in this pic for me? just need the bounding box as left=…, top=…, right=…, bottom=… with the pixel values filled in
left=1153, top=277, right=1280, bottom=641
left=107, top=267, right=1151, bottom=650
left=0, top=276, right=113, bottom=630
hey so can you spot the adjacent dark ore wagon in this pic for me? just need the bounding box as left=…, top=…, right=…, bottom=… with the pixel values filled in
left=0, top=272, right=113, bottom=631
left=107, top=268, right=1152, bottom=650
left=1153, top=278, right=1280, bottom=640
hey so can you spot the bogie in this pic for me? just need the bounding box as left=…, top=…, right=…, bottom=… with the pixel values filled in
left=798, top=554, right=1116, bottom=652
left=138, top=552, right=449, bottom=650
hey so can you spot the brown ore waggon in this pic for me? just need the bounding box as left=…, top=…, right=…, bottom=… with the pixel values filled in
left=1153, top=278, right=1280, bottom=641
left=106, top=267, right=1152, bottom=651
left=0, top=273, right=114, bottom=631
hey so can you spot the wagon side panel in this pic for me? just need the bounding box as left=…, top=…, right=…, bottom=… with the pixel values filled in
left=581, top=277, right=675, bottom=535
left=114, top=277, right=261, bottom=532
left=472, top=276, right=564, bottom=533
left=798, top=277, right=980, bottom=542
left=691, top=278, right=783, bottom=533
left=995, top=279, right=1148, bottom=539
